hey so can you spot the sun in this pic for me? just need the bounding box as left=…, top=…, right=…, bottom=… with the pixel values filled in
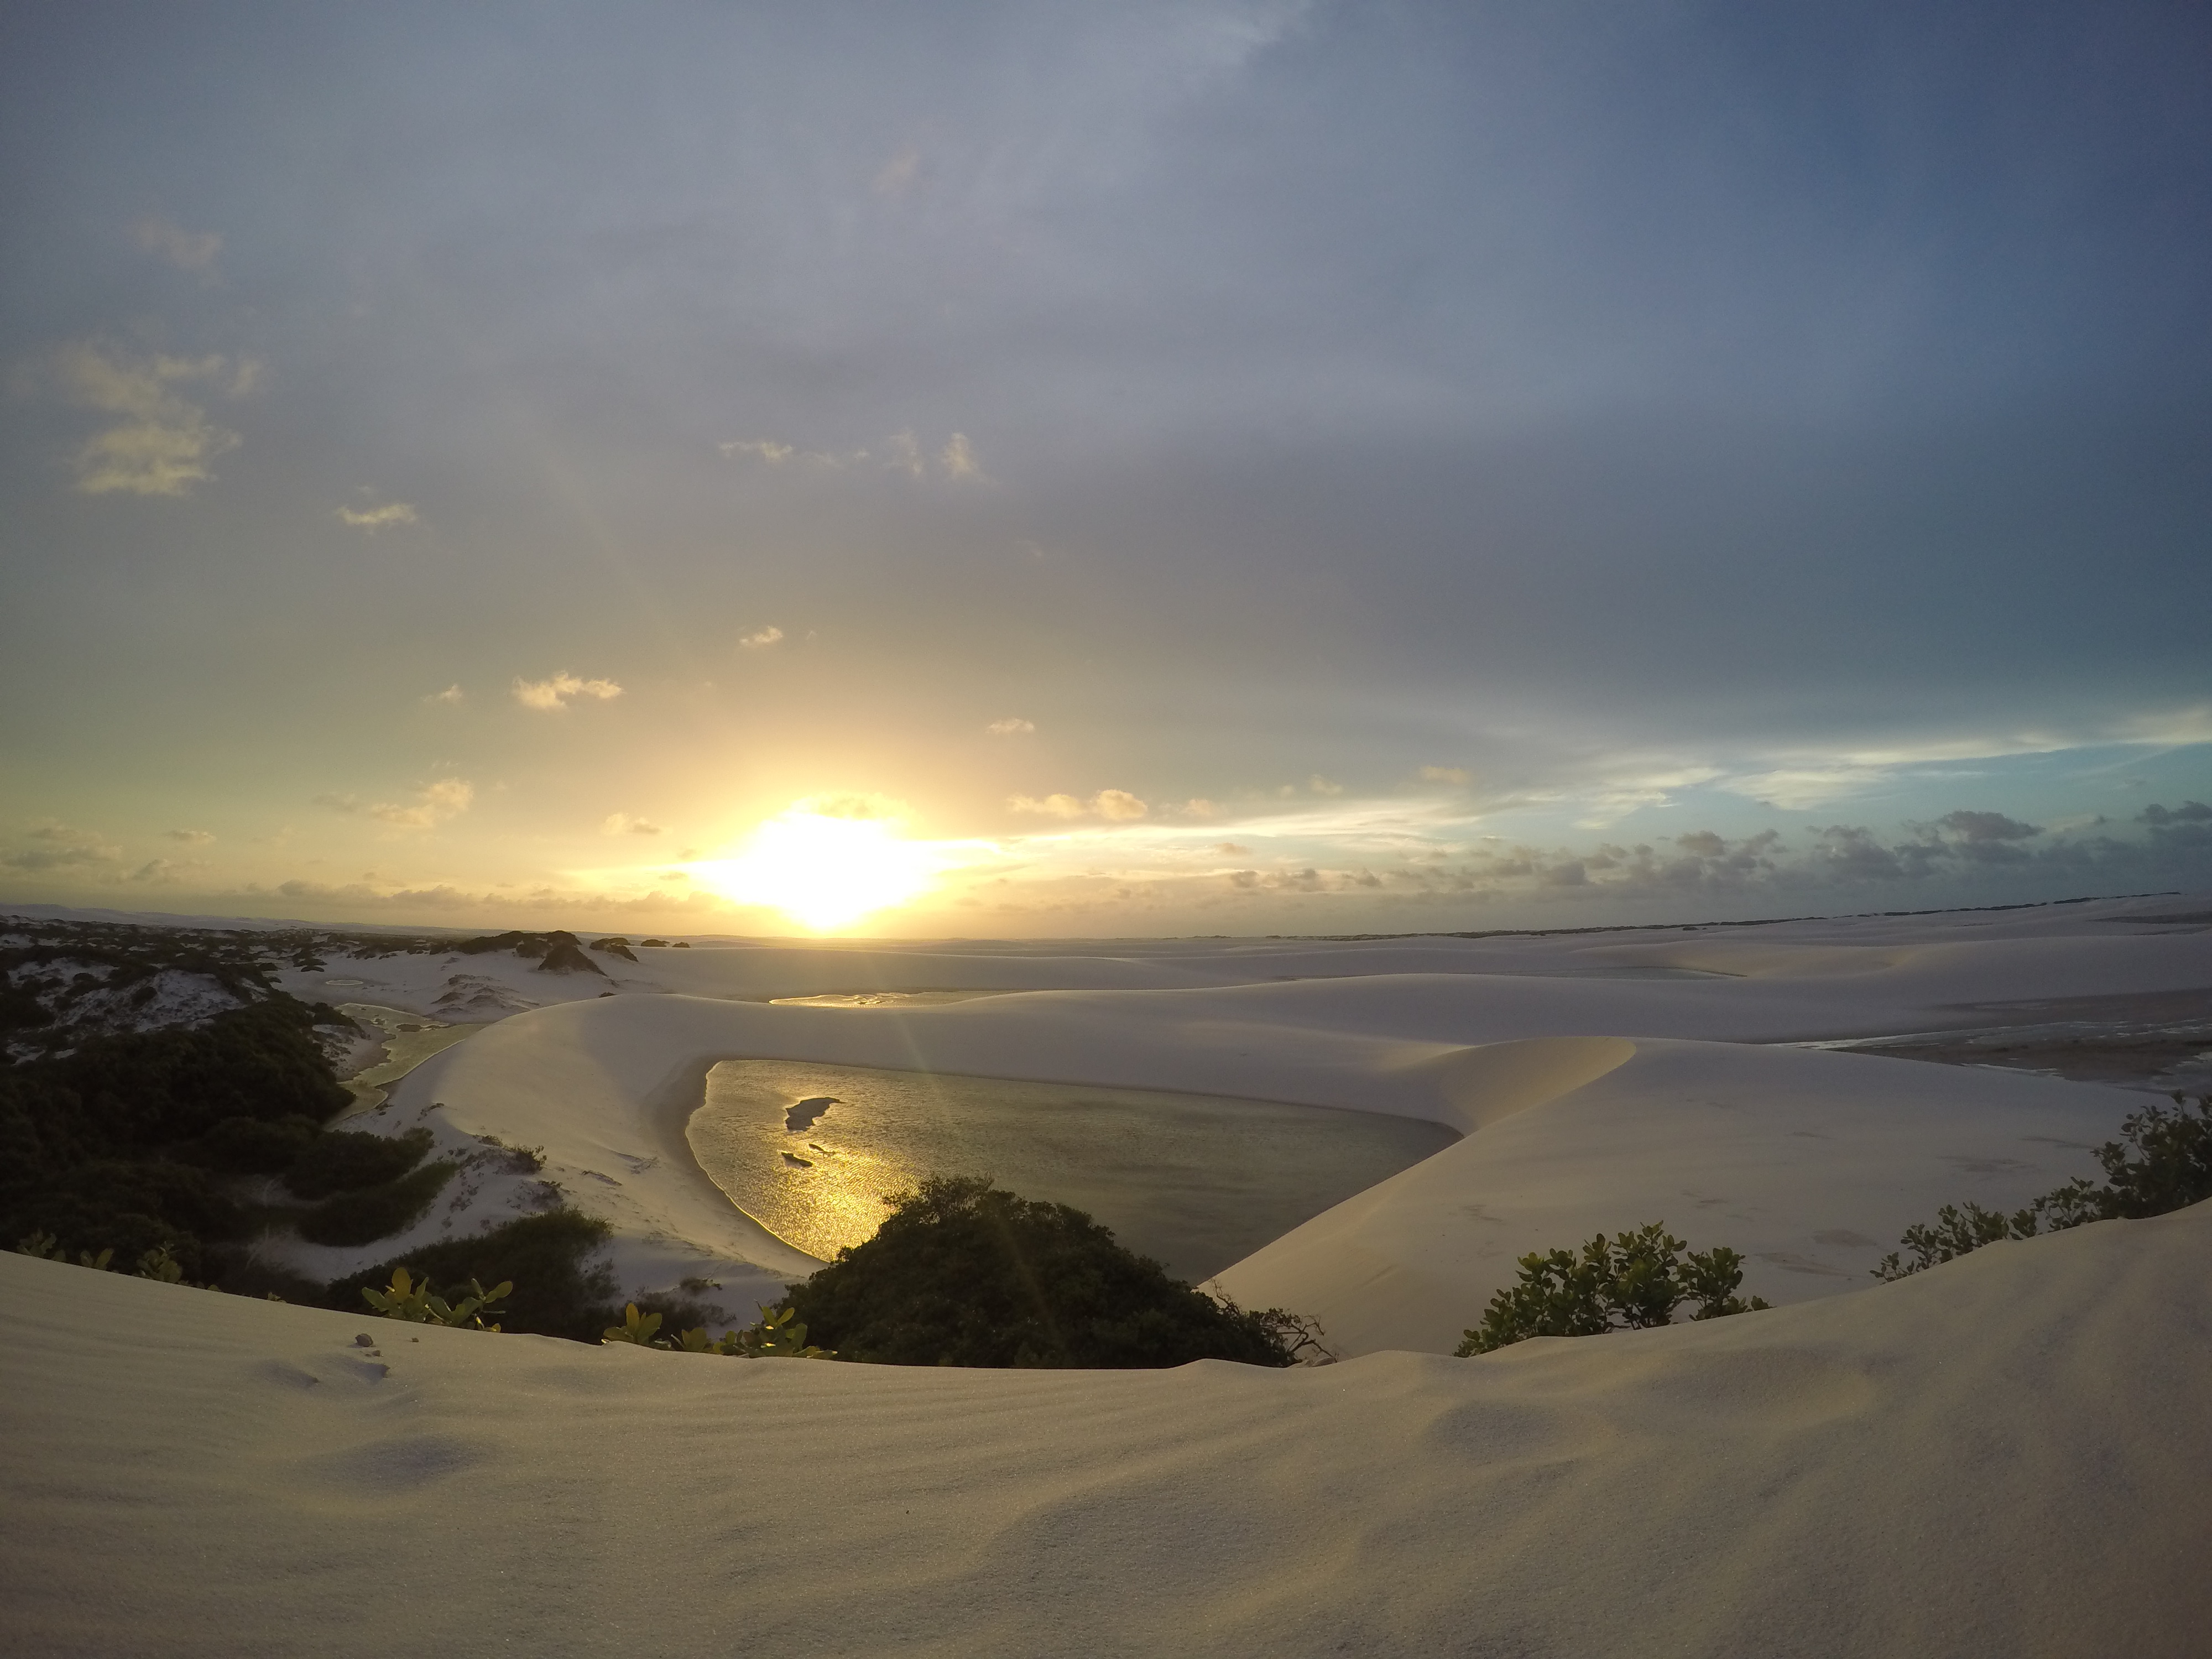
left=690, top=801, right=935, bottom=931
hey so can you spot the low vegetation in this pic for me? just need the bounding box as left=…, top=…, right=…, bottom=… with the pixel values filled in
left=361, top=1265, right=511, bottom=1329
left=1457, top=1222, right=1770, bottom=1355
left=1875, top=1091, right=2212, bottom=1279
left=296, top=1159, right=458, bottom=1246
left=0, top=998, right=356, bottom=1281
left=774, top=1174, right=1323, bottom=1369
left=327, top=1209, right=621, bottom=1340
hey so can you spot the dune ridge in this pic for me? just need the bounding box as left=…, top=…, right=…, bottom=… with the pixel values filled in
left=4, top=1199, right=2208, bottom=1656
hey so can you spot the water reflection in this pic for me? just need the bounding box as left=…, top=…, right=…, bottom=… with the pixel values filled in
left=687, top=1060, right=1457, bottom=1282
left=336, top=1002, right=481, bottom=1115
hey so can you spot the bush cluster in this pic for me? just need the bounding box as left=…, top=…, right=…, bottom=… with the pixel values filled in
left=1876, top=1091, right=2212, bottom=1279
left=1457, top=1222, right=1769, bottom=1355
left=296, top=1159, right=458, bottom=1246
left=327, top=1209, right=619, bottom=1342
left=777, top=1174, right=1312, bottom=1369
left=284, top=1127, right=435, bottom=1199
left=0, top=999, right=353, bottom=1276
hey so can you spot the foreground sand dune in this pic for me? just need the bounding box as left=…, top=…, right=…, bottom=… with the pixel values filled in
left=5, top=1201, right=2208, bottom=1657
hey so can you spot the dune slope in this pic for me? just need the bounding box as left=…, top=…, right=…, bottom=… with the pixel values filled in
left=4, top=1201, right=2209, bottom=1658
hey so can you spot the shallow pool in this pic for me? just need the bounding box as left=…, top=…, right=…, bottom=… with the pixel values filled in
left=688, top=1060, right=1458, bottom=1282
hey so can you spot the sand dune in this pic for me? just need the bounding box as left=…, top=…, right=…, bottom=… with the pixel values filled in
left=8, top=898, right=2208, bottom=1653
left=5, top=1198, right=2206, bottom=1657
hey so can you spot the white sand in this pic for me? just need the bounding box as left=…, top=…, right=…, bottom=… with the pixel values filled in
left=312, top=894, right=2205, bottom=1319
left=4, top=1201, right=2208, bottom=1657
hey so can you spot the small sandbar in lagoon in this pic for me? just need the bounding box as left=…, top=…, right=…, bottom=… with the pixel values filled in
left=687, top=1060, right=1458, bottom=1282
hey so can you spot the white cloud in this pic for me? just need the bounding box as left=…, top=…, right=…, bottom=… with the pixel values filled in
left=885, top=430, right=926, bottom=479
left=986, top=717, right=1035, bottom=737
left=940, top=432, right=984, bottom=481
left=1308, top=775, right=1344, bottom=796
left=1010, top=792, right=1090, bottom=818
left=163, top=828, right=216, bottom=844
left=132, top=216, right=221, bottom=280
left=1095, top=789, right=1149, bottom=821
left=426, top=685, right=465, bottom=705
left=315, top=778, right=473, bottom=831
left=1419, top=765, right=1472, bottom=786
left=1009, top=789, right=1151, bottom=821
left=513, top=671, right=623, bottom=710
left=1176, top=799, right=1222, bottom=818
left=55, top=343, right=244, bottom=497
left=739, top=626, right=785, bottom=649
left=721, top=439, right=798, bottom=465
left=336, top=501, right=419, bottom=530
left=603, top=813, right=663, bottom=836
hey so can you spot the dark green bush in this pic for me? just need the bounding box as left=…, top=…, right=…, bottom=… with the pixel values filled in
left=779, top=1174, right=1302, bottom=1369
left=284, top=1127, right=434, bottom=1199
left=1876, top=1092, right=2212, bottom=1279
left=296, top=1160, right=458, bottom=1246
left=330, top=1209, right=617, bottom=1342
left=199, top=1114, right=321, bottom=1174
left=1457, top=1222, right=1769, bottom=1356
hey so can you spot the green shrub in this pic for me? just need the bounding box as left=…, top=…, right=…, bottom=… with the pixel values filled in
left=1457, top=1222, right=1770, bottom=1356
left=199, top=1114, right=321, bottom=1173
left=1876, top=1092, right=2212, bottom=1280
left=778, top=1174, right=1306, bottom=1369
left=284, top=1127, right=434, bottom=1199
left=296, top=1160, right=458, bottom=1246
left=0, top=997, right=348, bottom=1270
left=362, top=1265, right=511, bottom=1329
left=328, top=1209, right=617, bottom=1341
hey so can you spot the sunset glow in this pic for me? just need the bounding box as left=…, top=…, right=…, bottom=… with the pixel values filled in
left=690, top=805, right=937, bottom=932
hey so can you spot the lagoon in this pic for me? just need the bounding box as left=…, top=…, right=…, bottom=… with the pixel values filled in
left=687, top=1059, right=1458, bottom=1282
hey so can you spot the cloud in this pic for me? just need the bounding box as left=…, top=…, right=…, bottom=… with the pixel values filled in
left=512, top=671, right=623, bottom=709
left=163, top=828, right=215, bottom=844
left=603, top=813, right=663, bottom=836
left=940, top=432, right=984, bottom=481
left=128, top=858, right=182, bottom=883
left=55, top=343, right=246, bottom=496
left=1094, top=789, right=1149, bottom=821
left=1006, top=790, right=1149, bottom=821
left=1213, top=842, right=1251, bottom=855
left=1010, top=792, right=1090, bottom=818
left=721, top=432, right=983, bottom=482
left=739, top=626, right=784, bottom=649
left=426, top=685, right=465, bottom=705
left=315, top=778, right=473, bottom=831
left=1419, top=766, right=1472, bottom=787
left=1308, top=775, right=1343, bottom=796
left=1176, top=799, right=1222, bottom=818
left=873, top=145, right=922, bottom=196
left=336, top=501, right=419, bottom=530
left=2139, top=800, right=2211, bottom=826
left=721, top=439, right=799, bottom=465
left=986, top=717, right=1035, bottom=737
left=3, top=822, right=122, bottom=871
left=132, top=216, right=221, bottom=280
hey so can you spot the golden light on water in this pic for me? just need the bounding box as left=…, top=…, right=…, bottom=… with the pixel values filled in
left=688, top=802, right=937, bottom=931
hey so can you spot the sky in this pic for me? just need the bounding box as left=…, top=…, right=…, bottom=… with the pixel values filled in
left=2, top=1, right=2208, bottom=937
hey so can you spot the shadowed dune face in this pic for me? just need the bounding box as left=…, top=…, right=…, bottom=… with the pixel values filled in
left=1393, top=1035, right=1638, bottom=1134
